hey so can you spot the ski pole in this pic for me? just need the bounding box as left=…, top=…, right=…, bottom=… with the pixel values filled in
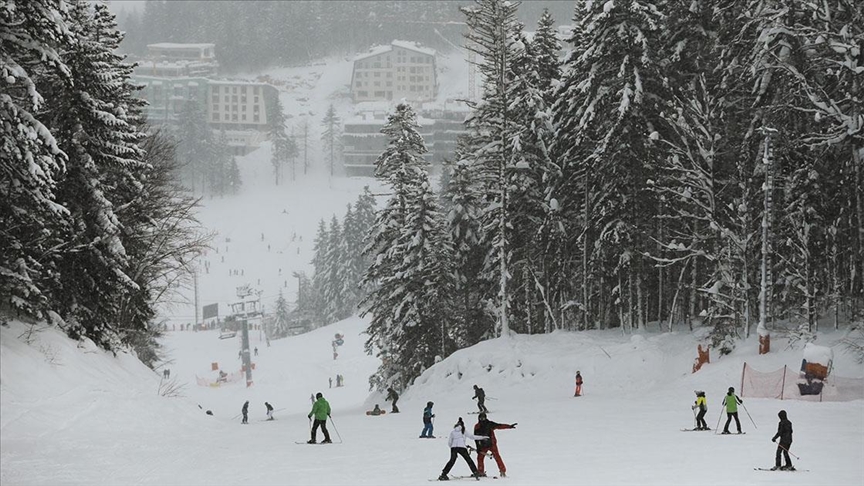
left=714, top=409, right=724, bottom=434
left=691, top=407, right=697, bottom=429
left=775, top=442, right=800, bottom=460
left=740, top=402, right=757, bottom=429
left=328, top=415, right=344, bottom=443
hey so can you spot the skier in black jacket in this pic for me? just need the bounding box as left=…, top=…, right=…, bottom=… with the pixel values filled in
left=386, top=387, right=400, bottom=413
left=771, top=410, right=794, bottom=471
left=472, top=385, right=488, bottom=413
left=241, top=400, right=249, bottom=424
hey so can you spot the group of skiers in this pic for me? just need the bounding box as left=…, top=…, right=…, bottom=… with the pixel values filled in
left=240, top=401, right=275, bottom=424
left=691, top=387, right=795, bottom=471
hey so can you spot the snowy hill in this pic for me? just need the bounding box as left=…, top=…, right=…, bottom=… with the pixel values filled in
left=3, top=316, right=863, bottom=486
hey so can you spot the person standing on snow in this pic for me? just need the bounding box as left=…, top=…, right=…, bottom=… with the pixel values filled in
left=473, top=413, right=516, bottom=478
left=307, top=392, right=332, bottom=444
left=692, top=391, right=708, bottom=430
left=386, top=387, right=400, bottom=413
left=420, top=401, right=436, bottom=438
left=438, top=417, right=487, bottom=481
left=265, top=401, right=274, bottom=420
left=771, top=410, right=794, bottom=471
left=472, top=385, right=489, bottom=413
left=574, top=371, right=584, bottom=397
left=241, top=400, right=249, bottom=424
left=722, top=386, right=743, bottom=434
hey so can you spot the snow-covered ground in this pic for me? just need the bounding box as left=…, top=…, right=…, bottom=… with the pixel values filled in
left=3, top=316, right=863, bottom=485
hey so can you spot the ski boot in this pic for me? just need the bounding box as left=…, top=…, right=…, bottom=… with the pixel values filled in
left=770, top=466, right=780, bottom=471
left=307, top=439, right=316, bottom=444
left=438, top=474, right=449, bottom=481
left=322, top=439, right=332, bottom=444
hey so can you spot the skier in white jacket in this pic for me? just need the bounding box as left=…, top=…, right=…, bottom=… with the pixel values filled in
left=437, top=417, right=488, bottom=481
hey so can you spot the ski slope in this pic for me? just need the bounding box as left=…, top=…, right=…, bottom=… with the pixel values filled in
left=2, top=315, right=863, bottom=486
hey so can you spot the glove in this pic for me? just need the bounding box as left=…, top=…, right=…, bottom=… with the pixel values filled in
left=691, top=405, right=696, bottom=410
left=511, top=423, right=517, bottom=428
left=308, top=414, right=312, bottom=419
left=772, top=437, right=776, bottom=443
left=432, top=414, right=435, bottom=418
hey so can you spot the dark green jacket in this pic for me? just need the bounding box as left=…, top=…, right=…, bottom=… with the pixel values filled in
left=309, top=397, right=331, bottom=420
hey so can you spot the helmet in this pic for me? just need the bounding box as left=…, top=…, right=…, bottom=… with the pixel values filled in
left=427, top=401, right=433, bottom=407
left=728, top=387, right=734, bottom=393
left=316, top=392, right=323, bottom=399
left=478, top=413, right=487, bottom=420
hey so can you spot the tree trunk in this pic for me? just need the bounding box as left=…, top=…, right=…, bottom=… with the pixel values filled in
left=636, top=266, right=644, bottom=330
left=689, top=255, right=698, bottom=332
left=582, top=173, right=590, bottom=331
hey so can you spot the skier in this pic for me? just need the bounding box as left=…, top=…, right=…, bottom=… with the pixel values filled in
left=473, top=412, right=517, bottom=478
left=472, top=385, right=489, bottom=413
left=254, top=347, right=258, bottom=356
left=163, top=369, right=170, bottom=379
left=692, top=390, right=708, bottom=430
left=265, top=401, right=274, bottom=420
left=386, top=387, right=400, bottom=413
left=241, top=400, right=249, bottom=424
left=329, top=377, right=333, bottom=389
left=307, top=392, right=332, bottom=444
left=438, top=417, right=487, bottom=481
left=771, top=410, right=794, bottom=471
left=420, top=401, right=435, bottom=438
left=369, top=404, right=384, bottom=416
left=574, top=371, right=583, bottom=397
left=722, top=386, right=743, bottom=434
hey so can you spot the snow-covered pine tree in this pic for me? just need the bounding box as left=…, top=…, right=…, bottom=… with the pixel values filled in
left=271, top=290, right=291, bottom=338
left=42, top=0, right=149, bottom=348
left=460, top=0, right=523, bottom=337
left=552, top=0, right=666, bottom=331
left=320, top=104, right=342, bottom=179
left=268, top=90, right=297, bottom=184
left=530, top=8, right=561, bottom=107
left=0, top=0, right=73, bottom=319
left=321, top=216, right=346, bottom=323
left=310, top=219, right=329, bottom=322
left=361, top=103, right=453, bottom=390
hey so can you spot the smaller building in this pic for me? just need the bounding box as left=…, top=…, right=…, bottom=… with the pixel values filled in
left=134, top=75, right=209, bottom=125
left=207, top=80, right=277, bottom=131
left=351, top=40, right=437, bottom=103
left=147, top=43, right=217, bottom=62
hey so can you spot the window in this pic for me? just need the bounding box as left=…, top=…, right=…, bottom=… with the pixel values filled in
left=386, top=81, right=392, bottom=87
left=409, top=67, right=416, bottom=74
left=358, top=91, right=368, bottom=97
left=212, top=86, right=220, bottom=93
left=410, top=85, right=416, bottom=92
left=374, top=81, right=380, bottom=87
left=224, top=113, right=229, bottom=120
left=212, top=113, right=219, bottom=121
left=242, top=114, right=246, bottom=121
left=232, top=95, right=237, bottom=103
left=232, top=105, right=238, bottom=111
left=374, top=91, right=385, bottom=97
left=355, top=82, right=362, bottom=87
left=241, top=96, right=247, bottom=104
left=232, top=87, right=237, bottom=93
left=212, top=104, right=218, bottom=112
left=374, top=72, right=380, bottom=78
left=253, top=105, right=259, bottom=112
left=211, top=95, right=219, bottom=103
left=373, top=62, right=381, bottom=69
left=253, top=87, right=259, bottom=94
left=386, top=72, right=392, bottom=78
left=254, top=96, right=259, bottom=103
left=232, top=114, right=238, bottom=121
left=224, top=96, right=229, bottom=102
left=253, top=114, right=260, bottom=122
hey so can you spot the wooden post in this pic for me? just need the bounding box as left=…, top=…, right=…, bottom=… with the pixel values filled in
left=780, top=365, right=786, bottom=400
left=740, top=362, right=747, bottom=397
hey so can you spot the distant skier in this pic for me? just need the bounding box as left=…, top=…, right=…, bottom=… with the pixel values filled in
left=692, top=390, right=708, bottom=430
left=574, top=371, right=583, bottom=397
left=386, top=387, right=400, bottom=413
left=329, top=377, right=333, bottom=389
left=254, top=347, right=258, bottom=356
left=163, top=369, right=170, bottom=379
left=472, top=385, right=488, bottom=413
left=722, top=387, right=743, bottom=434
left=420, top=401, right=435, bottom=438
left=265, top=401, right=274, bottom=420
left=438, top=417, right=486, bottom=481
left=771, top=410, right=794, bottom=471
left=473, top=412, right=516, bottom=478
left=241, top=400, right=249, bottom=424
left=369, top=404, right=384, bottom=416
left=307, top=392, right=332, bottom=444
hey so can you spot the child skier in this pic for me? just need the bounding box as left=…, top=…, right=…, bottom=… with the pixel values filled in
left=420, top=401, right=435, bottom=438
left=472, top=385, right=489, bottom=413
left=438, top=418, right=487, bottom=481
left=307, top=392, right=332, bottom=443
left=692, top=391, right=708, bottom=430
left=265, top=401, right=274, bottom=420
left=241, top=400, right=249, bottom=424
left=771, top=410, right=794, bottom=470
left=473, top=413, right=517, bottom=478
left=574, top=371, right=583, bottom=397
left=386, top=387, right=400, bottom=413
left=722, top=386, right=743, bottom=434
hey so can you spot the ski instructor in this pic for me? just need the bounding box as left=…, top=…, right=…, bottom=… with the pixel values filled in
left=307, top=392, right=332, bottom=444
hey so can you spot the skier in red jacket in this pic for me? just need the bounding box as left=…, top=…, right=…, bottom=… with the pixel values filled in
left=473, top=413, right=517, bottom=478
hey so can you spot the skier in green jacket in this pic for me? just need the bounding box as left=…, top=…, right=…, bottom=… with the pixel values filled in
left=722, top=387, right=743, bottom=434
left=307, top=392, right=332, bottom=443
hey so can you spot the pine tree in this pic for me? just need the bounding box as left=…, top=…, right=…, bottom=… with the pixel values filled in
left=268, top=90, right=297, bottom=184
left=320, top=104, right=342, bottom=179
left=0, top=0, right=74, bottom=319
left=361, top=103, right=453, bottom=390
left=175, top=95, right=214, bottom=192
left=272, top=290, right=291, bottom=338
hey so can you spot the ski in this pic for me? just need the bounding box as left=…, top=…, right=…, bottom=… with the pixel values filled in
left=467, top=411, right=492, bottom=414
left=754, top=468, right=806, bottom=472
left=294, top=441, right=338, bottom=445
left=717, top=432, right=746, bottom=435
left=681, top=428, right=712, bottom=432
left=428, top=475, right=482, bottom=481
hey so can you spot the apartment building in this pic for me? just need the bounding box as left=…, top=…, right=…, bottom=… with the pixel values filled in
left=351, top=40, right=437, bottom=103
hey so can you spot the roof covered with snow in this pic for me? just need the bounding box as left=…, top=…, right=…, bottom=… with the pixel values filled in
left=147, top=43, right=216, bottom=49
left=353, top=45, right=393, bottom=62
left=353, top=40, right=436, bottom=62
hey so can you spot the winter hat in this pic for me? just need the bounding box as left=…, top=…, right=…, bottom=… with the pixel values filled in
left=316, top=392, right=323, bottom=399
left=728, top=387, right=735, bottom=393
left=427, top=401, right=434, bottom=407
left=778, top=410, right=787, bottom=420
left=478, top=413, right=487, bottom=420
